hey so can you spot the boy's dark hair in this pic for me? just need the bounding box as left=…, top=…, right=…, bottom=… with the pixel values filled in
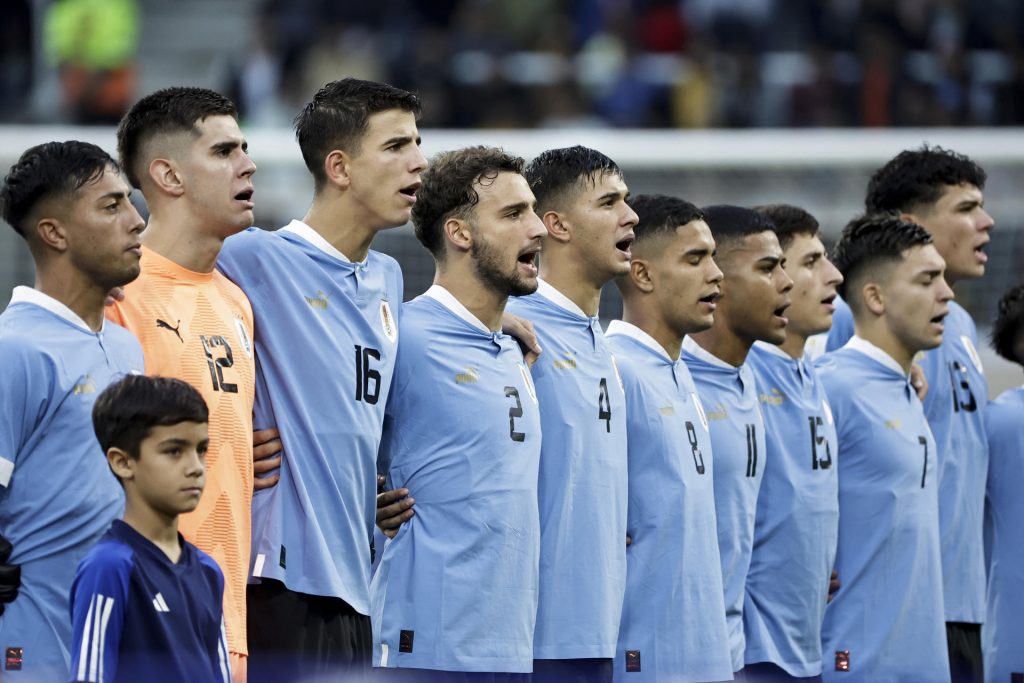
left=1, top=141, right=116, bottom=237
left=991, top=284, right=1024, bottom=363
left=116, top=87, right=238, bottom=189
left=524, top=145, right=621, bottom=214
left=93, top=375, right=209, bottom=462
left=700, top=205, right=776, bottom=253
left=866, top=145, right=987, bottom=214
left=753, top=204, right=820, bottom=250
left=630, top=194, right=705, bottom=251
left=294, top=78, right=421, bottom=191
left=832, top=213, right=934, bottom=311
left=411, top=146, right=525, bottom=260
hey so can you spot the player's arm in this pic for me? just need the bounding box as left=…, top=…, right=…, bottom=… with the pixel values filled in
left=501, top=312, right=541, bottom=367
left=376, top=475, right=415, bottom=539
left=828, top=568, right=840, bottom=603
left=252, top=428, right=283, bottom=491
left=69, top=553, right=129, bottom=683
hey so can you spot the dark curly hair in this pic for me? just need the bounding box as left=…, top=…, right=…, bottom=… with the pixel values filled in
left=412, top=146, right=525, bottom=260
left=524, top=145, right=621, bottom=214
left=866, top=145, right=987, bottom=214
left=991, top=284, right=1024, bottom=363
left=753, top=204, right=820, bottom=250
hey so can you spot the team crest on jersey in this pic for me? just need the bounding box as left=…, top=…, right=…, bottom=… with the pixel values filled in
left=822, top=399, right=834, bottom=424
left=234, top=318, right=253, bottom=359
left=73, top=374, right=97, bottom=395
left=609, top=355, right=625, bottom=393
left=380, top=299, right=397, bottom=344
left=691, top=392, right=710, bottom=430
left=960, top=335, right=984, bottom=373
left=518, top=363, right=539, bottom=404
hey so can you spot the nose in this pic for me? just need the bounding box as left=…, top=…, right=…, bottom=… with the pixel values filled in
left=825, top=257, right=844, bottom=286
left=938, top=276, right=955, bottom=303
left=622, top=202, right=639, bottom=228
left=778, top=267, right=794, bottom=293
left=979, top=207, right=994, bottom=231
left=240, top=151, right=257, bottom=177
left=411, top=145, right=428, bottom=173
left=708, top=258, right=724, bottom=285
left=186, top=449, right=205, bottom=478
left=127, top=202, right=146, bottom=234
left=527, top=212, right=547, bottom=241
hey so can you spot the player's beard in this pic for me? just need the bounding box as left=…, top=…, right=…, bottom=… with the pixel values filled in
left=471, top=234, right=538, bottom=298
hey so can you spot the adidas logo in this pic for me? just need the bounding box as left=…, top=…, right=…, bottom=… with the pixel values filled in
left=152, top=593, right=170, bottom=613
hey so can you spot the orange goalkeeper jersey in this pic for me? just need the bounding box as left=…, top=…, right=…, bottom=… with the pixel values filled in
left=107, top=246, right=255, bottom=657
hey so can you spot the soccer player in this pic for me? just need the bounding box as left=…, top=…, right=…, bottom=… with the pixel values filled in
left=0, top=141, right=145, bottom=679
left=71, top=375, right=230, bottom=683
left=371, top=145, right=544, bottom=680
left=108, top=87, right=257, bottom=680
left=215, top=79, right=421, bottom=680
left=742, top=204, right=842, bottom=681
left=680, top=204, right=790, bottom=676
left=982, top=284, right=1024, bottom=683
left=606, top=194, right=734, bottom=682
left=505, top=145, right=635, bottom=683
left=818, top=214, right=953, bottom=683
left=826, top=147, right=993, bottom=682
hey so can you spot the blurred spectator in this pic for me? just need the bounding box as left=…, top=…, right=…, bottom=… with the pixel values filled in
left=0, top=0, right=32, bottom=122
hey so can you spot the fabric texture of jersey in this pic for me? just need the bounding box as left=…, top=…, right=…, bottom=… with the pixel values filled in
left=0, top=287, right=142, bottom=679
left=605, top=322, right=733, bottom=683
left=982, top=387, right=1024, bottom=683
left=69, top=520, right=230, bottom=683
left=817, top=339, right=949, bottom=683
left=506, top=281, right=628, bottom=660
left=217, top=221, right=402, bottom=615
left=829, top=299, right=989, bottom=623
left=371, top=289, right=541, bottom=673
left=681, top=335, right=766, bottom=672
left=107, top=246, right=255, bottom=656
left=744, top=342, right=839, bottom=677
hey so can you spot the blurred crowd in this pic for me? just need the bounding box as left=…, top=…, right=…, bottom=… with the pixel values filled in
left=3, top=0, right=1024, bottom=128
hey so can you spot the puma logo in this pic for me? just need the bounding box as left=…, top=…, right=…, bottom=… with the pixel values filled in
left=156, top=318, right=183, bottom=343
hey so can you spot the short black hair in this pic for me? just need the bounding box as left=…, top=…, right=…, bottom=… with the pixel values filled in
left=93, top=374, right=209, bottom=463
left=117, top=86, right=238, bottom=189
left=524, top=145, right=621, bottom=214
left=753, top=204, right=820, bottom=251
left=411, top=146, right=525, bottom=259
left=1, top=141, right=117, bottom=237
left=866, top=144, right=987, bottom=214
left=294, top=78, right=421, bottom=191
left=832, top=213, right=934, bottom=309
left=630, top=194, right=705, bottom=252
left=991, top=284, right=1024, bottom=363
left=700, top=205, right=776, bottom=252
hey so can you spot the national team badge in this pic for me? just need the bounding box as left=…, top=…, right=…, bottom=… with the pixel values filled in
left=234, top=318, right=253, bottom=359
left=518, top=363, right=538, bottom=404
left=960, top=335, right=984, bottom=373
left=380, top=299, right=397, bottom=344
left=691, top=392, right=710, bottom=431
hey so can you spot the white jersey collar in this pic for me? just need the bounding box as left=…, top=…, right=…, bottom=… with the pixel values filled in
left=280, top=219, right=365, bottom=264
left=845, top=335, right=909, bottom=377
left=682, top=334, right=737, bottom=369
left=423, top=285, right=493, bottom=333
left=9, top=286, right=102, bottom=333
left=536, top=279, right=588, bottom=318
left=605, top=320, right=672, bottom=362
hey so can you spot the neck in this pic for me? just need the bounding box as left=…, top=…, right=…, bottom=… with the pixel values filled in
left=434, top=268, right=506, bottom=331
left=122, top=498, right=182, bottom=563
left=33, top=266, right=110, bottom=332
left=539, top=255, right=604, bottom=317
left=303, top=196, right=381, bottom=263
left=854, top=320, right=915, bottom=373
left=689, top=325, right=752, bottom=367
left=779, top=328, right=809, bottom=359
left=621, top=301, right=682, bottom=360
left=142, top=214, right=224, bottom=273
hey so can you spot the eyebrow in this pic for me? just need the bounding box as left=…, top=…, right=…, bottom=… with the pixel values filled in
left=501, top=200, right=534, bottom=214
left=382, top=135, right=420, bottom=148
left=596, top=190, right=624, bottom=204
left=683, top=246, right=712, bottom=258
left=757, top=255, right=782, bottom=267
left=210, top=138, right=246, bottom=154
left=96, top=190, right=130, bottom=203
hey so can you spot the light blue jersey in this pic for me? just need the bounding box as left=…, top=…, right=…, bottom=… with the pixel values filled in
left=681, top=336, right=766, bottom=673
left=829, top=299, right=989, bottom=623
left=217, top=221, right=402, bottom=614
left=505, top=280, right=628, bottom=660
left=605, top=322, right=733, bottom=683
left=0, top=287, right=142, bottom=680
left=371, top=287, right=541, bottom=673
left=982, top=387, right=1024, bottom=683
left=817, top=338, right=949, bottom=683
left=744, top=342, right=839, bottom=677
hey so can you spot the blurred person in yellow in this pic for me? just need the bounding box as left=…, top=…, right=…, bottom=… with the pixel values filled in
left=105, top=87, right=263, bottom=682
left=45, top=0, right=139, bottom=123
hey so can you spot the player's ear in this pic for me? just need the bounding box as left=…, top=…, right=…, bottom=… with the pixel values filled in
left=324, top=149, right=351, bottom=190
left=444, top=217, right=472, bottom=254
left=34, top=216, right=69, bottom=253
left=148, top=157, right=185, bottom=198
left=106, top=447, right=135, bottom=481
left=862, top=282, right=885, bottom=316
left=629, top=257, right=654, bottom=293
left=541, top=210, right=571, bottom=245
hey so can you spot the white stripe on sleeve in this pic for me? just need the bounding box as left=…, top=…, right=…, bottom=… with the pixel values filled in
left=77, top=594, right=97, bottom=681
left=97, top=595, right=115, bottom=683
